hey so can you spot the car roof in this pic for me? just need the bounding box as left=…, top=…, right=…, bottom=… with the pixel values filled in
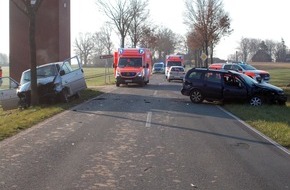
left=189, top=67, right=241, bottom=75
left=170, top=66, right=184, bottom=68
left=23, top=62, right=62, bottom=73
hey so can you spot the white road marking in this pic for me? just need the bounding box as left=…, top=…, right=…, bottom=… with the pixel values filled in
left=146, top=112, right=152, bottom=127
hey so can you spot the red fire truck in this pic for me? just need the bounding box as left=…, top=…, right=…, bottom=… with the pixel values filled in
left=113, top=48, right=152, bottom=87
left=165, top=55, right=184, bottom=78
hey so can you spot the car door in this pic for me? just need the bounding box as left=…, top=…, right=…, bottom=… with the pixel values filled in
left=0, top=77, right=19, bottom=110
left=204, top=71, right=223, bottom=99
left=60, top=56, right=87, bottom=96
left=222, top=74, right=248, bottom=100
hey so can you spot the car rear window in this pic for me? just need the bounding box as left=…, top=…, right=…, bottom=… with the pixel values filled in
left=171, top=67, right=184, bottom=72
left=188, top=71, right=202, bottom=80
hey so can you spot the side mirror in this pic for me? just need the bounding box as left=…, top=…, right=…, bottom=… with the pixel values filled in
left=60, top=70, right=65, bottom=76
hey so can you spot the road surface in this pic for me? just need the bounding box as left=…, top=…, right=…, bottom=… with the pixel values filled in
left=0, top=74, right=289, bottom=190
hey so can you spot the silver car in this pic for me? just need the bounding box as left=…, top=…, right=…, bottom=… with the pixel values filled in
left=167, top=66, right=185, bottom=82
left=17, top=56, right=87, bottom=108
left=0, top=77, right=19, bottom=110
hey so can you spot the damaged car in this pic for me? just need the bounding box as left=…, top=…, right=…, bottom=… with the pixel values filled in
left=17, top=56, right=87, bottom=108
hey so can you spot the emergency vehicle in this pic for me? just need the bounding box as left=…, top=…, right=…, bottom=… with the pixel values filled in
left=113, top=48, right=152, bottom=87
left=165, top=55, right=184, bottom=78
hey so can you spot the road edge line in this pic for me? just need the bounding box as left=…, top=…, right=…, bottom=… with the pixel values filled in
left=217, top=105, right=290, bottom=156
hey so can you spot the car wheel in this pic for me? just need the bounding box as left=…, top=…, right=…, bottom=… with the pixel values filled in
left=249, top=96, right=262, bottom=106
left=190, top=89, right=204, bottom=103
left=75, top=91, right=81, bottom=99
left=140, top=81, right=145, bottom=87
left=60, top=89, right=69, bottom=103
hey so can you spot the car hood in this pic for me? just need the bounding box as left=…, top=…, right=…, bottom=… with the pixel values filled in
left=255, top=82, right=283, bottom=92
left=249, top=69, right=268, bottom=74
left=18, top=76, right=57, bottom=92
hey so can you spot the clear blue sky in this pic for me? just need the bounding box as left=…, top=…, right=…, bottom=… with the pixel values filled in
left=1, top=0, right=290, bottom=60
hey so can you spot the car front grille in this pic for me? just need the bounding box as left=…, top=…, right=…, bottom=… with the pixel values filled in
left=121, top=72, right=136, bottom=77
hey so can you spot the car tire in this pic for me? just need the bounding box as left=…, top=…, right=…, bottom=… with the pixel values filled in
left=190, top=89, right=204, bottom=103
left=60, top=89, right=69, bottom=103
left=75, top=91, right=81, bottom=99
left=249, top=96, right=262, bottom=106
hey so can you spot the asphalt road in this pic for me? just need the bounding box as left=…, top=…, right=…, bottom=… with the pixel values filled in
left=0, top=74, right=289, bottom=190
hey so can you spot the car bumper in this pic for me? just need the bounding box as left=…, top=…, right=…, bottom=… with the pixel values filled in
left=275, top=94, right=288, bottom=103
left=168, top=75, right=184, bottom=80
left=181, top=86, right=191, bottom=96
left=116, top=76, right=144, bottom=84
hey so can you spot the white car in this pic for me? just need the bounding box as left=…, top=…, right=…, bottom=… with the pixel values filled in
left=17, top=56, right=87, bottom=108
left=167, top=66, right=185, bottom=82
left=0, top=77, right=19, bottom=110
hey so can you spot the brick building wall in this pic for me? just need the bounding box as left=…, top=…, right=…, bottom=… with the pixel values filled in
left=9, top=0, right=70, bottom=82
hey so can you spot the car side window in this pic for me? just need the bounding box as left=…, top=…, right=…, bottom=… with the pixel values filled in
left=205, top=72, right=221, bottom=84
left=0, top=77, right=18, bottom=90
left=223, top=65, right=231, bottom=70
left=232, top=65, right=241, bottom=71
left=61, top=62, right=73, bottom=75
left=188, top=71, right=202, bottom=80
left=224, top=75, right=242, bottom=87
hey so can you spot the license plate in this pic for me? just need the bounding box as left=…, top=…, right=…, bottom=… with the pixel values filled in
left=125, top=80, right=132, bottom=82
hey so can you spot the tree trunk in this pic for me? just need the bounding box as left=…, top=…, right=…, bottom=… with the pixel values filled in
left=29, top=13, right=39, bottom=106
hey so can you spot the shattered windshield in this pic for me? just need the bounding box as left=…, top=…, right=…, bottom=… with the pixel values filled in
left=21, top=65, right=58, bottom=84
left=118, top=58, right=142, bottom=67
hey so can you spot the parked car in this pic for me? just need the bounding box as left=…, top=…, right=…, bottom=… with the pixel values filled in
left=17, top=56, right=87, bottom=108
left=152, top=62, right=165, bottom=74
left=208, top=62, right=270, bottom=82
left=0, top=77, right=19, bottom=110
left=167, top=66, right=185, bottom=82
left=181, top=68, right=287, bottom=106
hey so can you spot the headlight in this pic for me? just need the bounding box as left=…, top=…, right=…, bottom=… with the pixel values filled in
left=116, top=71, right=121, bottom=77
left=137, top=72, right=142, bottom=77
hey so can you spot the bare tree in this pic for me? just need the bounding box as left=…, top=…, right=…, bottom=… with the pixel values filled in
left=92, top=32, right=106, bottom=57
left=184, top=0, right=232, bottom=66
left=11, top=0, right=44, bottom=106
left=128, top=0, right=150, bottom=47
left=265, top=39, right=276, bottom=60
left=238, top=37, right=251, bottom=62
left=96, top=0, right=142, bottom=48
left=155, top=27, right=176, bottom=61
left=99, top=24, right=114, bottom=55
left=74, top=33, right=95, bottom=66
left=139, top=25, right=157, bottom=49
left=275, top=38, right=287, bottom=62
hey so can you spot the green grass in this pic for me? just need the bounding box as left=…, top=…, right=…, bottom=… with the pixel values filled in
left=0, top=88, right=102, bottom=141
left=82, top=67, right=115, bottom=86
left=223, top=103, right=290, bottom=149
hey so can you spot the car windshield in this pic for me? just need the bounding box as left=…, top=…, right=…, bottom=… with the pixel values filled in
left=239, top=64, right=256, bottom=70
left=167, top=61, right=182, bottom=67
left=154, top=63, right=163, bottom=68
left=118, top=58, right=142, bottom=67
left=238, top=73, right=258, bottom=85
left=21, top=65, right=58, bottom=84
